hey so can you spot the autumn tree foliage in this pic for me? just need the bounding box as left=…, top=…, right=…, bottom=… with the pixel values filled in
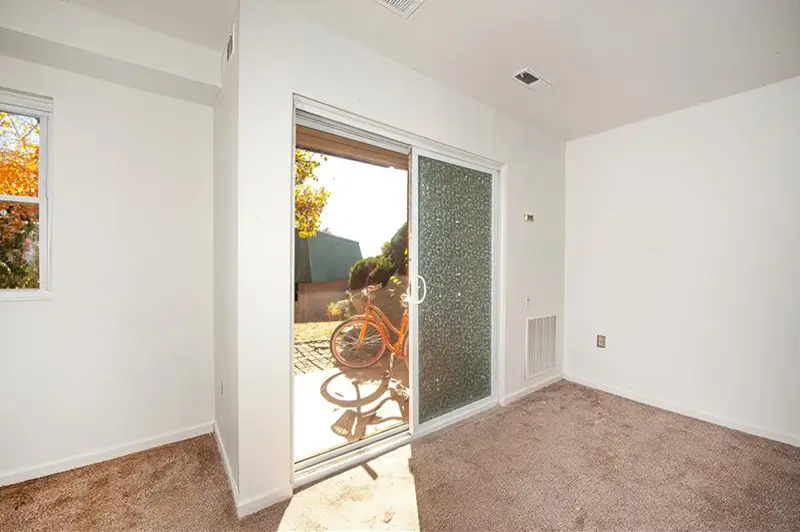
left=0, top=111, right=40, bottom=289
left=295, top=149, right=329, bottom=239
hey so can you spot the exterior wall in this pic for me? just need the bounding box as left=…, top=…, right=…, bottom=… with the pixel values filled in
left=295, top=279, right=349, bottom=323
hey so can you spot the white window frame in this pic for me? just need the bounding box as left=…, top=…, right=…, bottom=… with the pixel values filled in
left=0, top=89, right=53, bottom=301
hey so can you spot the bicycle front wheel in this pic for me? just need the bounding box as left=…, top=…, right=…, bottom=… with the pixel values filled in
left=330, top=318, right=386, bottom=368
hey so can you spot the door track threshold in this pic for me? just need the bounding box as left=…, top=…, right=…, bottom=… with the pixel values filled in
left=293, top=427, right=410, bottom=488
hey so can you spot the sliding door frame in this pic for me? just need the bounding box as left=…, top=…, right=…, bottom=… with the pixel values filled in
left=291, top=94, right=505, bottom=485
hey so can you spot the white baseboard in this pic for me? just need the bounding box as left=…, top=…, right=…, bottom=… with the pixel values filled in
left=237, top=486, right=294, bottom=518
left=564, top=375, right=800, bottom=448
left=501, top=373, right=563, bottom=406
left=0, top=422, right=213, bottom=487
left=212, top=423, right=239, bottom=504
left=211, top=423, right=292, bottom=519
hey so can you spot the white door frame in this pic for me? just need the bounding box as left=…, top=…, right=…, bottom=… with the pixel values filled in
left=290, top=94, right=505, bottom=484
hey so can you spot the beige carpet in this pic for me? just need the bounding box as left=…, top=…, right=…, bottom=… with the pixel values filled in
left=2, top=381, right=799, bottom=530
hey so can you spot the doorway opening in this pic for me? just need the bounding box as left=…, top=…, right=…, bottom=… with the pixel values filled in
left=293, top=116, right=411, bottom=466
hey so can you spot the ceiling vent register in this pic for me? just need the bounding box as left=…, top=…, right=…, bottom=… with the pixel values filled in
left=373, top=0, right=426, bottom=19
left=513, top=68, right=553, bottom=92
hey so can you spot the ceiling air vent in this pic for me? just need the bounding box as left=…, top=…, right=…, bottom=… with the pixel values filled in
left=373, top=0, right=426, bottom=19
left=513, top=68, right=552, bottom=92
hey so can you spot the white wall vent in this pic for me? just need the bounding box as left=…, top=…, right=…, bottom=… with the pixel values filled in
left=373, top=0, right=426, bottom=19
left=513, top=68, right=553, bottom=92
left=526, top=315, right=557, bottom=379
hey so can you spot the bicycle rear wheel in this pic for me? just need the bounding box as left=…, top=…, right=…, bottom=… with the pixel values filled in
left=330, top=318, right=386, bottom=368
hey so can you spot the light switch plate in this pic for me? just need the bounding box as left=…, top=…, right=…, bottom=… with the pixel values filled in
left=597, top=335, right=606, bottom=348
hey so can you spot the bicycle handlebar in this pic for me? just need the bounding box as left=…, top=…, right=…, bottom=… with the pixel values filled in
left=354, top=284, right=410, bottom=308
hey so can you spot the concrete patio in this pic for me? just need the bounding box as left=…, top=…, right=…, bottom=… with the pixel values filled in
left=293, top=324, right=409, bottom=462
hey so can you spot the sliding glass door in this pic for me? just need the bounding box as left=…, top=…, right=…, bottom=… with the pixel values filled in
left=411, top=149, right=496, bottom=426
left=291, top=97, right=501, bottom=479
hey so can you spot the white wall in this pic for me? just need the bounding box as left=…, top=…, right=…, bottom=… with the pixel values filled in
left=495, top=114, right=566, bottom=400
left=0, top=56, right=215, bottom=484
left=213, top=29, right=240, bottom=488
left=565, top=76, right=800, bottom=446
left=234, top=0, right=565, bottom=509
left=0, top=0, right=221, bottom=85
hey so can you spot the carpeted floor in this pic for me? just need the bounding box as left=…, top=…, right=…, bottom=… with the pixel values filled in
left=2, top=381, right=798, bottom=531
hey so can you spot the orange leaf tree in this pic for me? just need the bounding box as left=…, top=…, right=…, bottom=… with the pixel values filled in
left=0, top=111, right=40, bottom=288
left=295, top=149, right=330, bottom=239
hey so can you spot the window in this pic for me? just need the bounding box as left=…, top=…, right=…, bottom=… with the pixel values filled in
left=0, top=89, right=51, bottom=298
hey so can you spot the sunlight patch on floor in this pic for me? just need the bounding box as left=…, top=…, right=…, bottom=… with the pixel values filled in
left=279, top=445, right=420, bottom=531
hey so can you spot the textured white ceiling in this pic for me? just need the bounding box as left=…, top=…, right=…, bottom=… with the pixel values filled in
left=279, top=0, right=800, bottom=139
left=64, top=0, right=237, bottom=51
left=64, top=0, right=800, bottom=138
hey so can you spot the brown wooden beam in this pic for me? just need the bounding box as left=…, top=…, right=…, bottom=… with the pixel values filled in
left=295, top=125, right=409, bottom=170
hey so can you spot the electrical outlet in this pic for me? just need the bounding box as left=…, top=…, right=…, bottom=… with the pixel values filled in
left=597, top=335, right=606, bottom=348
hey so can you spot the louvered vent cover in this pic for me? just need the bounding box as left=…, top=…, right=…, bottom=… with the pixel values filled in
left=526, top=316, right=557, bottom=379
left=513, top=68, right=553, bottom=92
left=373, top=0, right=426, bottom=18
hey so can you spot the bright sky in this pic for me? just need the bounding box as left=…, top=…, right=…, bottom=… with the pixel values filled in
left=313, top=154, right=407, bottom=258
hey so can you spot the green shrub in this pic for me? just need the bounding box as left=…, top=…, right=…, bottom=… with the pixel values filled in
left=348, top=255, right=395, bottom=290
left=381, top=223, right=408, bottom=275
left=342, top=224, right=409, bottom=326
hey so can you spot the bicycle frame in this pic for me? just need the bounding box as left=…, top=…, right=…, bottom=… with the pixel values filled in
left=358, top=295, right=409, bottom=359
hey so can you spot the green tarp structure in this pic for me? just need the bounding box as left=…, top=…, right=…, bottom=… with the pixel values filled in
left=295, top=232, right=362, bottom=283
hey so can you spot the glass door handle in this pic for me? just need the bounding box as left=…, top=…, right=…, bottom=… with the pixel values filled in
left=416, top=274, right=428, bottom=305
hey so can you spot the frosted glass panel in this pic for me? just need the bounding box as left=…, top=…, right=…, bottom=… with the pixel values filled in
left=417, top=155, right=493, bottom=423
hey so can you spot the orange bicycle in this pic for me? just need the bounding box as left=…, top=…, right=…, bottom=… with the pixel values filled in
left=330, top=285, right=409, bottom=369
